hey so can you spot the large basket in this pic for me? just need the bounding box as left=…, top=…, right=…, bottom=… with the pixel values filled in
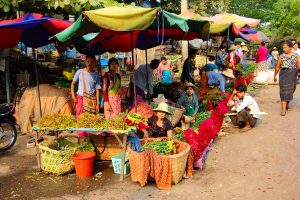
left=132, top=138, right=190, bottom=185
left=91, top=135, right=122, bottom=161
left=38, top=140, right=75, bottom=175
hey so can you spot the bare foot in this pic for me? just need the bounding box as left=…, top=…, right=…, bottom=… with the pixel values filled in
left=239, top=126, right=252, bottom=133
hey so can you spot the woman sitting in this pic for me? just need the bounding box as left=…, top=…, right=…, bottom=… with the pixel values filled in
left=143, top=102, right=173, bottom=139
left=157, top=57, right=173, bottom=84
left=102, top=58, right=122, bottom=119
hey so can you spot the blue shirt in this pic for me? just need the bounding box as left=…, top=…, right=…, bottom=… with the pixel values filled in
left=73, top=69, right=101, bottom=96
left=208, top=71, right=226, bottom=92
left=132, top=64, right=153, bottom=95
left=175, top=91, right=199, bottom=115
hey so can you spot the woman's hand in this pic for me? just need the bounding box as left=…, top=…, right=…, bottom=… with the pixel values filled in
left=104, top=102, right=112, bottom=112
left=96, top=103, right=100, bottom=114
left=72, top=95, right=77, bottom=104
left=274, top=76, right=277, bottom=82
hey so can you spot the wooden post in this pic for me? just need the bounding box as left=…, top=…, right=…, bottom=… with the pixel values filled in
left=120, top=135, right=128, bottom=181
left=130, top=33, right=137, bottom=113
left=181, top=0, right=188, bottom=61
left=5, top=58, right=11, bottom=103
left=33, top=48, right=42, bottom=117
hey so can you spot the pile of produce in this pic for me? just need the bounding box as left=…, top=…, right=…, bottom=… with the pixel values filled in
left=36, top=114, right=76, bottom=130
left=191, top=111, right=212, bottom=130
left=76, top=113, right=105, bottom=129
left=36, top=113, right=132, bottom=131
left=127, top=113, right=146, bottom=124
left=53, top=138, right=94, bottom=152
left=142, top=140, right=177, bottom=155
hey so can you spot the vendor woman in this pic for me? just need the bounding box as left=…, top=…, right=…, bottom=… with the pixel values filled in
left=157, top=56, right=173, bottom=84
left=102, top=58, right=121, bottom=119
left=143, top=102, right=173, bottom=138
left=175, top=83, right=199, bottom=117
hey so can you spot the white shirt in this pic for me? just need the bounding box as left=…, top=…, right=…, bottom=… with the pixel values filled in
left=292, top=48, right=300, bottom=56
left=229, top=94, right=261, bottom=119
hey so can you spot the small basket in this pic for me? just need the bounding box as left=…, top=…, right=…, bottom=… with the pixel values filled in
left=111, top=153, right=130, bottom=175
left=38, top=141, right=75, bottom=176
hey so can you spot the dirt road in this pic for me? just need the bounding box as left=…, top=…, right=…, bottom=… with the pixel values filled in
left=1, top=85, right=300, bottom=200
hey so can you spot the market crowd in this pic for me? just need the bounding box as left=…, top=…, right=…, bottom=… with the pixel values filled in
left=71, top=39, right=300, bottom=137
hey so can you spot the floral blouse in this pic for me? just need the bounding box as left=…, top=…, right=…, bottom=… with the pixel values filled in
left=281, top=53, right=298, bottom=70
left=148, top=115, right=173, bottom=137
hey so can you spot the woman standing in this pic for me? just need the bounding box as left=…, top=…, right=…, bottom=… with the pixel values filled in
left=71, top=55, right=101, bottom=118
left=102, top=58, right=122, bottom=119
left=274, top=40, right=300, bottom=116
left=143, top=102, right=173, bottom=139
left=157, top=57, right=173, bottom=84
left=255, top=42, right=268, bottom=75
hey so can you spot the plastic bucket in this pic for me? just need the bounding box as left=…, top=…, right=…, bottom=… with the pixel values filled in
left=72, top=152, right=96, bottom=178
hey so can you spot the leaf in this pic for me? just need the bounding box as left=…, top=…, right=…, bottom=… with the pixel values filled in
left=64, top=0, right=70, bottom=5
left=59, top=0, right=65, bottom=8
left=80, top=0, right=88, bottom=4
left=54, top=0, right=59, bottom=9
left=89, top=0, right=98, bottom=7
left=3, top=5, right=10, bottom=12
left=74, top=3, right=81, bottom=12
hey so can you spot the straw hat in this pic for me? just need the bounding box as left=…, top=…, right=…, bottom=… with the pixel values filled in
left=242, top=46, right=249, bottom=52
left=228, top=44, right=236, bottom=51
left=184, top=82, right=196, bottom=89
left=222, top=68, right=235, bottom=79
left=153, top=102, right=171, bottom=115
left=273, top=47, right=277, bottom=50
left=153, top=94, right=168, bottom=104
left=241, top=42, right=246, bottom=46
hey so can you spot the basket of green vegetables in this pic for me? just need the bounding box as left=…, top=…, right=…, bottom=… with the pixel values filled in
left=38, top=136, right=94, bottom=175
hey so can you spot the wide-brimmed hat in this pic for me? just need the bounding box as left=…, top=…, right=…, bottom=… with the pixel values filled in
left=241, top=42, right=246, bottom=46
left=222, top=69, right=235, bottom=79
left=184, top=82, right=196, bottom=89
left=228, top=44, right=236, bottom=51
left=153, top=102, right=171, bottom=115
left=242, top=46, right=249, bottom=52
left=153, top=94, right=168, bottom=104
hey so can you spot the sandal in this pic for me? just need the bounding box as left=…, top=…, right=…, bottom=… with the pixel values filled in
left=280, top=112, right=286, bottom=116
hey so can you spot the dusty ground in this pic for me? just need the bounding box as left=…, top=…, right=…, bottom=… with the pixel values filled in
left=1, top=85, right=300, bottom=200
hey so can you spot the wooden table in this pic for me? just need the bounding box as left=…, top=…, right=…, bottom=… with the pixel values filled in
left=33, top=127, right=135, bottom=181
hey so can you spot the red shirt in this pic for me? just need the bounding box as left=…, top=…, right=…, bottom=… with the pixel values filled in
left=256, top=46, right=268, bottom=63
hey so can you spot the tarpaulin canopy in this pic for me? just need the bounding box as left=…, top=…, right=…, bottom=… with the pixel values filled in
left=0, top=13, right=72, bottom=48
left=180, top=10, right=260, bottom=34
left=233, top=26, right=270, bottom=43
left=55, top=6, right=210, bottom=55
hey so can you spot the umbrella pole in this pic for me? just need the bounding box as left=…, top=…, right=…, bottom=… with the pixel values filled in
left=130, top=33, right=137, bottom=113
left=32, top=48, right=42, bottom=118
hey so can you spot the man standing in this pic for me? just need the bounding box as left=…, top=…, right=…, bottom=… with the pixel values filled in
left=128, top=59, right=160, bottom=109
left=181, top=49, right=198, bottom=84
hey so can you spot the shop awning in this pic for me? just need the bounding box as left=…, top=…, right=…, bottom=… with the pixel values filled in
left=180, top=11, right=260, bottom=34
left=0, top=13, right=72, bottom=48
left=55, top=6, right=210, bottom=55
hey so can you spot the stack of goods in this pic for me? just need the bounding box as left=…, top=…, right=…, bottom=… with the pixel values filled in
left=38, top=137, right=94, bottom=175
left=36, top=113, right=134, bottom=134
left=129, top=138, right=191, bottom=189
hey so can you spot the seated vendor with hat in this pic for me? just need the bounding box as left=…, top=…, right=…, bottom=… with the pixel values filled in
left=227, top=84, right=261, bottom=132
left=175, top=83, right=199, bottom=117
left=143, top=102, right=173, bottom=138
left=207, top=68, right=235, bottom=92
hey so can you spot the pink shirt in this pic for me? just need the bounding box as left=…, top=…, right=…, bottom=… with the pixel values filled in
left=256, top=46, right=268, bottom=63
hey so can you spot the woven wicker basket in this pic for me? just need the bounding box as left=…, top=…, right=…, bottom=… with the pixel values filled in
left=91, top=135, right=122, bottom=160
left=38, top=141, right=75, bottom=175
left=140, top=138, right=190, bottom=184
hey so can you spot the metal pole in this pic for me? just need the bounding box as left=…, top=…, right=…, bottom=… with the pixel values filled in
left=130, top=33, right=137, bottom=113
left=33, top=48, right=42, bottom=118
left=5, top=58, right=11, bottom=103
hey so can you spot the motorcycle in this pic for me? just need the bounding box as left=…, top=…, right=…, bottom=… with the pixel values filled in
left=0, top=87, right=25, bottom=153
left=0, top=104, right=17, bottom=152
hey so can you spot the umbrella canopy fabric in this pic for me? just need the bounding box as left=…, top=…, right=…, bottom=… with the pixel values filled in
left=232, top=25, right=270, bottom=43
left=180, top=10, right=260, bottom=34
left=0, top=13, right=72, bottom=48
left=55, top=6, right=210, bottom=55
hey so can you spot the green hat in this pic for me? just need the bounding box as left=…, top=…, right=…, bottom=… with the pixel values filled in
left=185, top=83, right=196, bottom=89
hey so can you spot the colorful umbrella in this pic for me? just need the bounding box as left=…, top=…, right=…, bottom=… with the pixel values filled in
left=0, top=13, right=72, bottom=48
left=55, top=6, right=210, bottom=55
left=180, top=10, right=260, bottom=34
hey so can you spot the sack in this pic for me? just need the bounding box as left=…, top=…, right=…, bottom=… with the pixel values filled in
left=82, top=70, right=97, bottom=114
left=83, top=92, right=97, bottom=113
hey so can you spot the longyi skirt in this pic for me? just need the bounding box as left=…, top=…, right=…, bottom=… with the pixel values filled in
left=279, top=69, right=297, bottom=101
